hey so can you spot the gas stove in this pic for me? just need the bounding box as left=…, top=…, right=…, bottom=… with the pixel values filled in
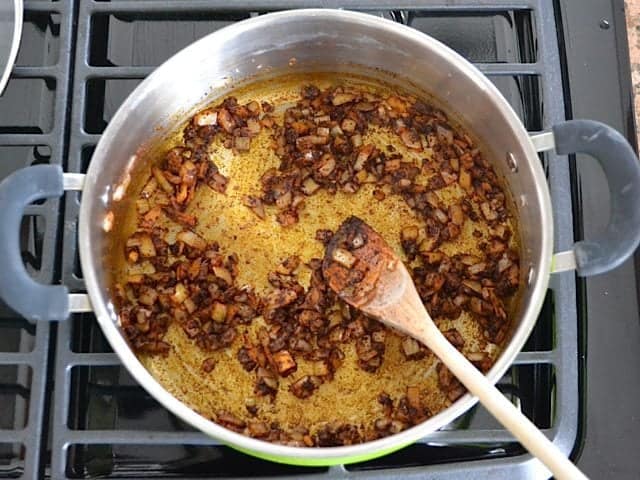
left=0, top=1, right=637, bottom=479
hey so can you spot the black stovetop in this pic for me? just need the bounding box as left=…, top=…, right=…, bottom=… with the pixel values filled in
left=0, top=1, right=638, bottom=479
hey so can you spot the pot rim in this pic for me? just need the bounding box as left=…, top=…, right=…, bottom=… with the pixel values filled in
left=79, top=8, right=553, bottom=463
left=0, top=0, right=23, bottom=96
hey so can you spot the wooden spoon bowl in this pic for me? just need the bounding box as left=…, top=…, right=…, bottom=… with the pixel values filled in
left=323, top=216, right=587, bottom=480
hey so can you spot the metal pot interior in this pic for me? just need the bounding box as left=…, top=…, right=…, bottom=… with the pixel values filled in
left=79, top=9, right=553, bottom=461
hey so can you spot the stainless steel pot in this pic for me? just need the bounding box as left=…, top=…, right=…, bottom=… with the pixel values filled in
left=1, top=9, right=639, bottom=466
left=0, top=0, right=23, bottom=96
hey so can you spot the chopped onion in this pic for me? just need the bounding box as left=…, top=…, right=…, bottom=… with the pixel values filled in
left=481, top=202, right=498, bottom=221
left=467, top=352, right=487, bottom=362
left=436, top=124, right=454, bottom=144
left=462, top=279, right=483, bottom=295
left=316, top=126, right=330, bottom=137
left=459, top=169, right=472, bottom=190
left=497, top=254, right=513, bottom=273
left=246, top=118, right=261, bottom=135
left=341, top=118, right=357, bottom=133
left=211, top=302, right=227, bottom=323
left=354, top=145, right=373, bottom=171
left=136, top=234, right=156, bottom=257
left=460, top=255, right=480, bottom=266
left=171, top=283, right=188, bottom=304
left=401, top=225, right=419, bottom=241
left=440, top=170, right=457, bottom=185
left=401, top=337, right=421, bottom=358
left=176, top=230, right=206, bottom=250
left=332, top=247, right=357, bottom=269
left=242, top=195, right=266, bottom=219
left=217, top=108, right=236, bottom=133
left=273, top=350, right=297, bottom=377
left=317, top=154, right=336, bottom=176
left=234, top=136, right=251, bottom=151
left=193, top=109, right=218, bottom=126
left=152, top=167, right=174, bottom=194
left=418, top=237, right=437, bottom=254
left=449, top=204, right=464, bottom=226
left=246, top=100, right=260, bottom=114
left=301, top=177, right=320, bottom=195
left=425, top=191, right=440, bottom=208
left=399, top=128, right=422, bottom=150
left=213, top=266, right=233, bottom=285
left=275, top=191, right=292, bottom=209
left=140, top=177, right=157, bottom=199
left=332, top=93, right=356, bottom=106
left=355, top=102, right=375, bottom=111
left=434, top=208, right=448, bottom=224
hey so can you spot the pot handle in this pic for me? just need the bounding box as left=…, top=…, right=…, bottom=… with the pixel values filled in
left=0, top=165, right=88, bottom=321
left=536, top=120, right=640, bottom=276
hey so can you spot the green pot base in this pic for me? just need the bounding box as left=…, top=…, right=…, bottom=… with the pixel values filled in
left=231, top=440, right=414, bottom=466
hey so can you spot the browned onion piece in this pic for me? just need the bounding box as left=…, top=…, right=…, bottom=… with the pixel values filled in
left=401, top=337, right=423, bottom=360
left=419, top=237, right=437, bottom=254
left=218, top=108, right=236, bottom=133
left=468, top=262, right=486, bottom=275
left=171, top=283, right=188, bottom=304
left=401, top=226, right=419, bottom=241
left=480, top=202, right=498, bottom=221
left=399, top=128, right=422, bottom=150
left=332, top=93, right=356, bottom=106
left=497, top=254, right=513, bottom=273
left=234, top=136, right=251, bottom=151
left=194, top=109, right=218, bottom=126
left=217, top=411, right=246, bottom=431
left=459, top=169, right=472, bottom=190
left=176, top=230, right=206, bottom=250
left=434, top=208, right=448, bottom=224
left=213, top=266, right=233, bottom=285
left=341, top=118, right=357, bottom=133
left=316, top=154, right=336, bottom=177
left=255, top=367, right=278, bottom=395
left=462, top=279, right=483, bottom=295
left=436, top=124, right=454, bottom=144
left=202, top=357, right=216, bottom=372
left=449, top=204, right=464, bottom=226
left=289, top=375, right=322, bottom=398
left=273, top=350, right=297, bottom=377
left=242, top=195, right=266, bottom=219
left=152, top=167, right=174, bottom=194
left=332, top=247, right=357, bottom=269
left=301, top=177, right=320, bottom=195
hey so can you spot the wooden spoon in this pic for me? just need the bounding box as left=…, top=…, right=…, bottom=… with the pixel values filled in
left=322, top=216, right=587, bottom=480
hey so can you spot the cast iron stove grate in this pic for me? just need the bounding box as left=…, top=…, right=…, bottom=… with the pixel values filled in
left=0, top=1, right=74, bottom=479
left=0, top=1, right=581, bottom=479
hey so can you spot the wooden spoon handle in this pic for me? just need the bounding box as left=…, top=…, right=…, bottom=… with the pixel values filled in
left=420, top=321, right=588, bottom=480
